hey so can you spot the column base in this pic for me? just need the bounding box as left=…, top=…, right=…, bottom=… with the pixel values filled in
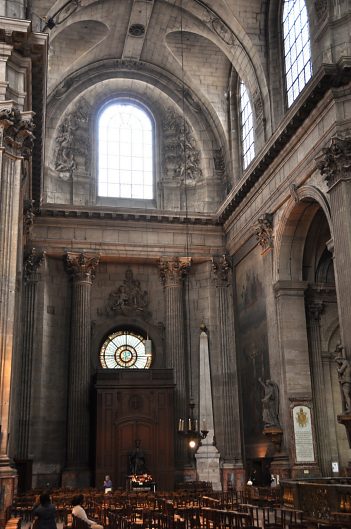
left=61, top=467, right=91, bottom=488
left=337, top=414, right=351, bottom=448
left=0, top=465, right=17, bottom=529
left=270, top=453, right=291, bottom=483
left=195, top=444, right=221, bottom=491
left=221, top=462, right=245, bottom=491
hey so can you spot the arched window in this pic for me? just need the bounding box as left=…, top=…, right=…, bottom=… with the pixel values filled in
left=239, top=81, right=255, bottom=170
left=283, top=0, right=312, bottom=107
left=98, top=102, right=154, bottom=199
left=99, top=330, right=152, bottom=369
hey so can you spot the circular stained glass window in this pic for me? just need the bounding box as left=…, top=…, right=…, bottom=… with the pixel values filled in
left=99, top=331, right=152, bottom=369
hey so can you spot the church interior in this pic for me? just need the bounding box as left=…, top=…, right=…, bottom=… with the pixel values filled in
left=1, top=0, right=351, bottom=522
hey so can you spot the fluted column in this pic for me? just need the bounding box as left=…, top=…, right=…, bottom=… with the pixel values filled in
left=211, top=255, right=243, bottom=484
left=17, top=249, right=45, bottom=459
left=159, top=257, right=190, bottom=466
left=306, top=301, right=332, bottom=476
left=316, top=136, right=351, bottom=358
left=63, top=252, right=99, bottom=488
left=0, top=104, right=34, bottom=469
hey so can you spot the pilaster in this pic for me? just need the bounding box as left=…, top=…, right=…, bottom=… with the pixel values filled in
left=159, top=256, right=190, bottom=468
left=316, top=135, right=351, bottom=359
left=306, top=299, right=332, bottom=476
left=17, top=249, right=45, bottom=460
left=211, top=255, right=243, bottom=486
left=62, top=252, right=99, bottom=488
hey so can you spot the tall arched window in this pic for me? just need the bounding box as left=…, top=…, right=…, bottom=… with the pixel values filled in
left=98, top=102, right=154, bottom=199
left=239, top=81, right=255, bottom=170
left=283, top=0, right=312, bottom=107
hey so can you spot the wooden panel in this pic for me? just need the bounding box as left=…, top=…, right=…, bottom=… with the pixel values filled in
left=95, top=371, right=175, bottom=490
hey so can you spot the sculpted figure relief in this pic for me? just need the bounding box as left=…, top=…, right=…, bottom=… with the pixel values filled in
left=258, top=378, right=281, bottom=428
left=335, top=345, right=351, bottom=414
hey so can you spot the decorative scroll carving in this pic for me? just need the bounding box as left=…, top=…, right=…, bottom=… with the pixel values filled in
left=23, top=248, right=45, bottom=283
left=65, top=252, right=100, bottom=283
left=105, top=268, right=151, bottom=319
left=54, top=99, right=90, bottom=179
left=0, top=106, right=35, bottom=158
left=213, top=148, right=225, bottom=173
left=253, top=90, right=263, bottom=118
left=316, top=135, right=351, bottom=188
left=159, top=257, right=191, bottom=287
left=255, top=213, right=274, bottom=252
left=23, top=199, right=35, bottom=236
left=211, top=254, right=231, bottom=285
left=289, top=183, right=300, bottom=203
left=314, top=0, right=328, bottom=20
left=162, top=108, right=202, bottom=182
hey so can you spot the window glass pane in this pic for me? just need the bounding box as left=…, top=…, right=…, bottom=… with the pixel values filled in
left=283, top=0, right=312, bottom=107
left=98, top=103, right=154, bottom=199
left=100, top=330, right=152, bottom=369
left=239, top=81, right=255, bottom=170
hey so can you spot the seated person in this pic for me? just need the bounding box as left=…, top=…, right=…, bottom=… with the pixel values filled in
left=71, top=495, right=103, bottom=529
left=103, top=475, right=112, bottom=493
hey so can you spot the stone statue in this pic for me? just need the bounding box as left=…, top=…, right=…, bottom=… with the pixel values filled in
left=258, top=378, right=280, bottom=428
left=335, top=354, right=351, bottom=414
left=128, top=440, right=146, bottom=475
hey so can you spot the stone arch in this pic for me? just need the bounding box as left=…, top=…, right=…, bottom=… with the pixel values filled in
left=274, top=184, right=332, bottom=282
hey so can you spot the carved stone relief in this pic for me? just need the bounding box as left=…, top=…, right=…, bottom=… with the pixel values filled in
left=162, top=107, right=202, bottom=183
left=0, top=106, right=35, bottom=158
left=54, top=98, right=90, bottom=180
left=254, top=213, right=274, bottom=252
left=105, top=268, right=151, bottom=319
left=316, top=135, right=351, bottom=188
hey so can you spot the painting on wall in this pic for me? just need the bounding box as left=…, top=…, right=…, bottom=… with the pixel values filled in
left=235, top=245, right=270, bottom=453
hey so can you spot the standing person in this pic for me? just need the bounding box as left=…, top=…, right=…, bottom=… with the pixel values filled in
left=103, top=475, right=112, bottom=493
left=71, top=495, right=103, bottom=529
left=33, top=493, right=57, bottom=529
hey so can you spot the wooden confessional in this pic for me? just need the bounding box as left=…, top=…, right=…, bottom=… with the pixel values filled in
left=95, top=369, right=175, bottom=490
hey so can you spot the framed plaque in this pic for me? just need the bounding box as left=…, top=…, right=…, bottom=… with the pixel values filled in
left=292, top=404, right=315, bottom=463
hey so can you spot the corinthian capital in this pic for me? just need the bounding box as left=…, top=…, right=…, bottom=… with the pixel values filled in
left=65, top=252, right=100, bottom=283
left=159, top=257, right=191, bottom=287
left=211, top=254, right=231, bottom=285
left=0, top=104, right=35, bottom=158
left=23, top=248, right=45, bottom=283
left=316, top=135, right=351, bottom=188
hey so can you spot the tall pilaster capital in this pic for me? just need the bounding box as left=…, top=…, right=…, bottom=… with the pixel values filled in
left=23, top=248, right=45, bottom=283
left=316, top=135, right=351, bottom=188
left=307, top=302, right=324, bottom=322
left=65, top=252, right=100, bottom=284
left=254, top=213, right=274, bottom=252
left=211, top=254, right=231, bottom=286
left=159, top=257, right=191, bottom=287
left=0, top=103, right=35, bottom=158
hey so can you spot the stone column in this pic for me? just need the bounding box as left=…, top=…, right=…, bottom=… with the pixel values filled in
left=159, top=257, right=190, bottom=468
left=316, top=136, right=351, bottom=358
left=211, top=255, right=244, bottom=490
left=0, top=103, right=34, bottom=524
left=306, top=301, right=332, bottom=476
left=17, top=249, right=45, bottom=460
left=0, top=104, right=34, bottom=465
left=62, top=252, right=99, bottom=488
